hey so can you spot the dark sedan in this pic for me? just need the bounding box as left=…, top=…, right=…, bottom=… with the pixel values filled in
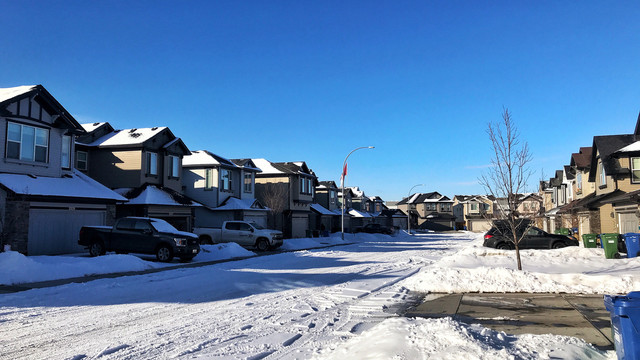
left=483, top=226, right=579, bottom=250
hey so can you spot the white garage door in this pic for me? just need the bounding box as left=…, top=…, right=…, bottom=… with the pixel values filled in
left=28, top=209, right=106, bottom=255
left=245, top=215, right=267, bottom=228
left=291, top=216, right=309, bottom=238
left=619, top=212, right=639, bottom=234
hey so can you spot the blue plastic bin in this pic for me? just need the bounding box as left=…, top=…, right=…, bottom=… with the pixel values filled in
left=624, top=233, right=640, bottom=258
left=604, top=292, right=640, bottom=359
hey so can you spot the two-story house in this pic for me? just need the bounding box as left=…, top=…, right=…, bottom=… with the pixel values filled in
left=345, top=187, right=375, bottom=230
left=452, top=195, right=494, bottom=232
left=181, top=151, right=267, bottom=228
left=397, top=192, right=455, bottom=231
left=252, top=159, right=317, bottom=238
left=586, top=125, right=640, bottom=234
left=312, top=180, right=343, bottom=233
left=76, top=123, right=196, bottom=230
left=0, top=85, right=125, bottom=255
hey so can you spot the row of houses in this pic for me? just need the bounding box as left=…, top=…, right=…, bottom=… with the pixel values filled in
left=540, top=114, right=640, bottom=238
left=0, top=85, right=405, bottom=256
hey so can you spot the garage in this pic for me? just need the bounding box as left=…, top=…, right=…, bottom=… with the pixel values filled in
left=290, top=213, right=309, bottom=238
left=28, top=208, right=106, bottom=255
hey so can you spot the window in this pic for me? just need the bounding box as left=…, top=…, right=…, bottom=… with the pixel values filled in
left=244, top=173, right=252, bottom=192
left=471, top=203, right=478, bottom=211
left=300, top=177, right=306, bottom=194
left=330, top=190, right=336, bottom=204
left=220, top=169, right=232, bottom=191
left=205, top=168, right=214, bottom=190
left=61, top=135, right=71, bottom=169
left=577, top=172, right=583, bottom=191
left=441, top=204, right=451, bottom=212
left=169, top=155, right=179, bottom=178
left=6, top=122, right=49, bottom=163
left=632, top=158, right=640, bottom=183
left=147, top=152, right=158, bottom=175
left=308, top=179, right=313, bottom=195
left=76, top=151, right=88, bottom=170
left=599, top=161, right=606, bottom=186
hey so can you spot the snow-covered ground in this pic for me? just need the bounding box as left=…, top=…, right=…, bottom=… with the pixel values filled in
left=0, top=232, right=621, bottom=359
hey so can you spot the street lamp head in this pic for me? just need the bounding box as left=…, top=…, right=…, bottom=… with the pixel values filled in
left=367, top=146, right=375, bottom=149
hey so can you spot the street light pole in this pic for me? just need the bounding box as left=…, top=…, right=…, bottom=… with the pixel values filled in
left=341, top=146, right=375, bottom=240
left=407, top=183, right=424, bottom=235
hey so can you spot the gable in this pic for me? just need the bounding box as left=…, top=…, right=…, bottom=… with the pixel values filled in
left=0, top=85, right=83, bottom=132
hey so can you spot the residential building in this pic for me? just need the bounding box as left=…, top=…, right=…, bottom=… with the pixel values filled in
left=0, top=85, right=125, bottom=255
left=252, top=159, right=317, bottom=238
left=397, top=192, right=455, bottom=231
left=76, top=123, right=196, bottom=230
left=182, top=151, right=267, bottom=228
left=313, top=180, right=342, bottom=233
left=453, top=195, right=494, bottom=232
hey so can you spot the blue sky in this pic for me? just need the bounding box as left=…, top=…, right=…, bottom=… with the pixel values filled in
left=2, top=1, right=640, bottom=201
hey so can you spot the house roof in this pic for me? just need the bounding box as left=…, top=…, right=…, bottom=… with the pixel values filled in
left=252, top=158, right=315, bottom=177
left=81, top=122, right=110, bottom=133
left=381, top=209, right=407, bottom=218
left=84, top=127, right=167, bottom=147
left=116, top=184, right=201, bottom=207
left=183, top=150, right=238, bottom=168
left=214, top=197, right=267, bottom=211
left=0, top=170, right=126, bottom=202
left=310, top=203, right=335, bottom=216
left=230, top=159, right=261, bottom=172
left=589, top=134, right=637, bottom=181
left=0, top=85, right=83, bottom=133
left=318, top=180, right=338, bottom=189
left=348, top=209, right=373, bottom=218
left=399, top=192, right=451, bottom=204
left=570, top=147, right=592, bottom=169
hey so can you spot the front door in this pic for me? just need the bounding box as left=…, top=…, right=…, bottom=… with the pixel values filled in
left=619, top=212, right=639, bottom=234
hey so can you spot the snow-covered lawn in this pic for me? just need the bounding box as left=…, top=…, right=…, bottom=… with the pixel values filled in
left=0, top=232, right=620, bottom=359
left=402, top=232, right=640, bottom=294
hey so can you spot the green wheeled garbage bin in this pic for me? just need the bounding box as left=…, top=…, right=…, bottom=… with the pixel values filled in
left=555, top=228, right=571, bottom=235
left=601, top=233, right=620, bottom=259
left=604, top=292, right=640, bottom=359
left=582, top=233, right=598, bottom=248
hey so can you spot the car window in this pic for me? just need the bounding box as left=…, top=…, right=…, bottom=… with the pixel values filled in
left=134, top=220, right=153, bottom=232
left=116, top=218, right=136, bottom=231
left=238, top=223, right=252, bottom=231
left=526, top=228, right=542, bottom=236
left=149, top=219, right=179, bottom=233
left=250, top=222, right=264, bottom=230
left=225, top=222, right=240, bottom=231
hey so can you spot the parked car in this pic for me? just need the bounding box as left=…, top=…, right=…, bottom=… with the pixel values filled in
left=193, top=221, right=283, bottom=251
left=356, top=223, right=395, bottom=235
left=79, top=217, right=200, bottom=262
left=483, top=223, right=579, bottom=250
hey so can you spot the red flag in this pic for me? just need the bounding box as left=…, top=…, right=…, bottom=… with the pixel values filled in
left=340, top=163, right=348, bottom=186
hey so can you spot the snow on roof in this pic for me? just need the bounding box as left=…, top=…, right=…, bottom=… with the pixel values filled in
left=252, top=158, right=283, bottom=174
left=0, top=170, right=126, bottom=201
left=348, top=187, right=365, bottom=198
left=213, top=197, right=267, bottom=211
left=311, top=203, right=335, bottom=216
left=183, top=150, right=237, bottom=168
left=616, top=141, right=640, bottom=153
left=80, top=122, right=107, bottom=133
left=0, top=85, right=36, bottom=104
left=85, top=127, right=167, bottom=147
left=349, top=209, right=372, bottom=218
left=120, top=185, right=200, bottom=206
left=407, top=193, right=420, bottom=204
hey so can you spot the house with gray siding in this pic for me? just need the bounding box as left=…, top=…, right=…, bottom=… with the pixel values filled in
left=0, top=85, right=125, bottom=255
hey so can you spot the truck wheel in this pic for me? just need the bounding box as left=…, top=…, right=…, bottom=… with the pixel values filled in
left=156, top=245, right=174, bottom=262
left=89, top=241, right=105, bottom=257
left=199, top=235, right=213, bottom=245
left=256, top=238, right=270, bottom=252
left=552, top=242, right=567, bottom=249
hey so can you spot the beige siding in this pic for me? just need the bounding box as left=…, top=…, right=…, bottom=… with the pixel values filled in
left=88, top=150, right=142, bottom=189
left=599, top=203, right=618, bottom=233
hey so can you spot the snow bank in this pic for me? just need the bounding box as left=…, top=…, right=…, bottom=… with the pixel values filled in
left=403, top=234, right=640, bottom=294
left=197, top=243, right=255, bottom=261
left=315, top=317, right=613, bottom=360
left=0, top=251, right=161, bottom=285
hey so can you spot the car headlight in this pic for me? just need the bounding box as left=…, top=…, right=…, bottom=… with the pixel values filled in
left=174, top=238, right=187, bottom=246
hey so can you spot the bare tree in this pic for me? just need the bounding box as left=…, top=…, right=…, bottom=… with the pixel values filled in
left=258, top=183, right=289, bottom=231
left=479, top=108, right=533, bottom=270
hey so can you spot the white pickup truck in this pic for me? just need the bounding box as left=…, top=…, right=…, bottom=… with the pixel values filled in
left=193, top=221, right=283, bottom=251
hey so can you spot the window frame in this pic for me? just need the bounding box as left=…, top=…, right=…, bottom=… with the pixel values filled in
left=632, top=157, right=640, bottom=184
left=6, top=121, right=49, bottom=163
left=76, top=150, right=88, bottom=171
left=205, top=168, right=214, bottom=190
left=168, top=155, right=180, bottom=178
left=146, top=152, right=158, bottom=176
left=220, top=168, right=232, bottom=192
left=599, top=161, right=606, bottom=187
left=61, top=135, right=71, bottom=169
left=244, top=172, right=252, bottom=193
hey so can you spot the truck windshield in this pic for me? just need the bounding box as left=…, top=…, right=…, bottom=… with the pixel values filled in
left=250, top=222, right=264, bottom=230
left=150, top=219, right=179, bottom=233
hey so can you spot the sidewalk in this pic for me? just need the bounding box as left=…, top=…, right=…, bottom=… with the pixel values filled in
left=404, top=293, right=614, bottom=351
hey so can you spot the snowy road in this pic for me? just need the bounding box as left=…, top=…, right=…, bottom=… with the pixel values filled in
left=0, top=233, right=471, bottom=360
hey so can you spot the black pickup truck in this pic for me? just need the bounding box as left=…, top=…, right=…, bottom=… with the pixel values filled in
left=78, top=217, right=200, bottom=262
